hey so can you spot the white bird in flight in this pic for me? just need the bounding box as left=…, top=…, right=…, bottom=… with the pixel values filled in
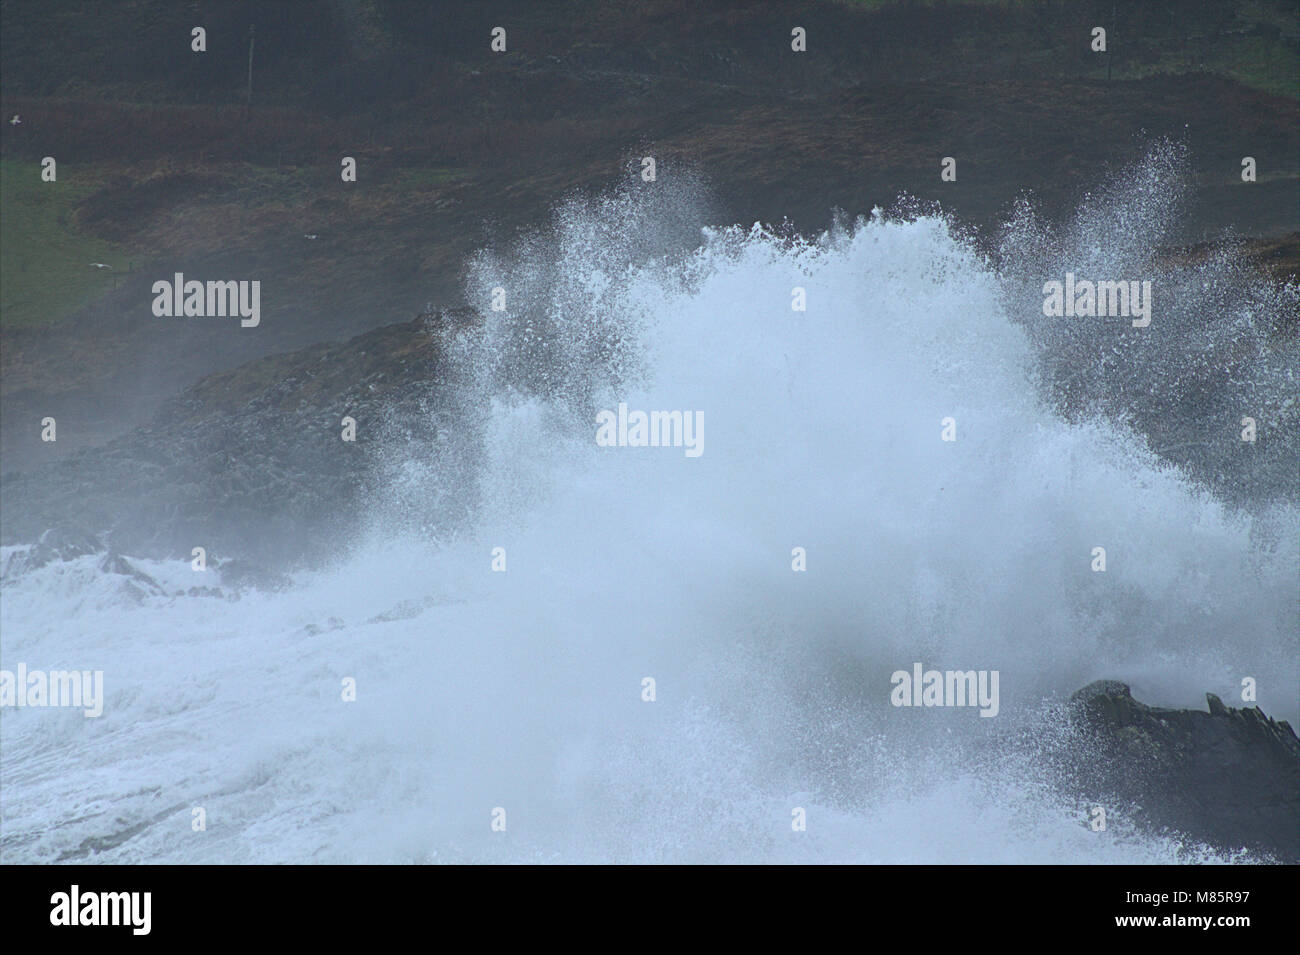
left=9, top=115, right=21, bottom=125
left=303, top=234, right=318, bottom=240
left=89, top=263, right=113, bottom=270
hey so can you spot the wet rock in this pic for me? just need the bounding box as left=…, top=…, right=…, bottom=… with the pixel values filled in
left=182, top=585, right=226, bottom=598
left=9, top=526, right=104, bottom=574
left=1, top=310, right=475, bottom=569
left=38, top=525, right=103, bottom=558
left=99, top=553, right=169, bottom=596
left=1067, top=680, right=1300, bottom=862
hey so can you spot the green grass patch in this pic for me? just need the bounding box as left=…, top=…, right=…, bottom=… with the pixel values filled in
left=0, top=159, right=137, bottom=328
left=226, top=163, right=319, bottom=202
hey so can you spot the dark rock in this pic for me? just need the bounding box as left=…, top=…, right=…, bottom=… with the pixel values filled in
left=183, top=585, right=226, bottom=598
left=98, top=553, right=168, bottom=596
left=1, top=309, right=478, bottom=569
left=1, top=526, right=103, bottom=577
left=27, top=526, right=102, bottom=565
left=1067, top=680, right=1300, bottom=861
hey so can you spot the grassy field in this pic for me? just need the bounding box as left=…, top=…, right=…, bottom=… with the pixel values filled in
left=0, top=159, right=138, bottom=329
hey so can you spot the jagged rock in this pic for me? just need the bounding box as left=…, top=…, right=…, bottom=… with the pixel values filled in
left=1067, top=680, right=1300, bottom=861
left=99, top=553, right=169, bottom=596
left=32, top=526, right=103, bottom=561
left=1, top=526, right=103, bottom=577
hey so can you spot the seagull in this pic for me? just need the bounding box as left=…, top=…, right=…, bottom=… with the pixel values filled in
left=89, top=262, right=113, bottom=270
left=9, top=115, right=20, bottom=125
left=303, top=234, right=318, bottom=240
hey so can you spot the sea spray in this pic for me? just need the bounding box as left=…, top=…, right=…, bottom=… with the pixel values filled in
left=2, top=149, right=1296, bottom=863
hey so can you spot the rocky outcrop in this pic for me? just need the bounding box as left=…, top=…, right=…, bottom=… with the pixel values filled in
left=0, top=530, right=292, bottom=599
left=1067, top=680, right=1300, bottom=862
left=1, top=525, right=103, bottom=573
left=0, top=308, right=479, bottom=567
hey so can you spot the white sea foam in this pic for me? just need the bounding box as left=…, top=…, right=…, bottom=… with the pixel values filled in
left=2, top=153, right=1295, bottom=863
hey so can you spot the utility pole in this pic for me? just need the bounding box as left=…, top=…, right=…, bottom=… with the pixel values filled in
left=246, top=24, right=256, bottom=107
left=1107, top=1, right=1115, bottom=82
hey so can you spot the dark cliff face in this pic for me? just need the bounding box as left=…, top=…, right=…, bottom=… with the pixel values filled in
left=1067, top=680, right=1300, bottom=862
left=1, top=308, right=480, bottom=566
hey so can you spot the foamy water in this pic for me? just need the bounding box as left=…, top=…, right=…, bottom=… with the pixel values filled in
left=2, top=153, right=1296, bottom=863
